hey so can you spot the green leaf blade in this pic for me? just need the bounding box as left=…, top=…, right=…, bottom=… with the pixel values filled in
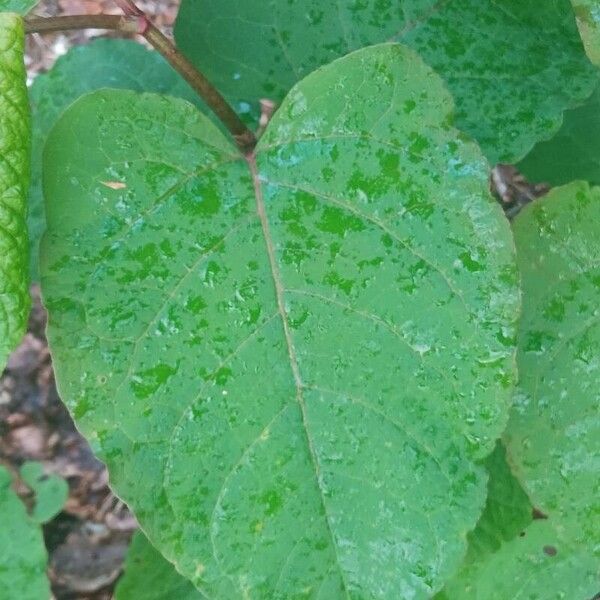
left=518, top=80, right=600, bottom=187
left=116, top=532, right=202, bottom=600
left=20, top=461, right=68, bottom=524
left=0, top=12, right=30, bottom=370
left=0, top=1, right=39, bottom=14
left=41, top=44, right=519, bottom=598
left=509, top=181, right=600, bottom=529
left=571, top=0, right=600, bottom=64
left=464, top=444, right=532, bottom=558
left=437, top=443, right=533, bottom=598
left=439, top=182, right=600, bottom=598
left=175, top=0, right=597, bottom=163
left=28, top=38, right=207, bottom=281
left=442, top=519, right=598, bottom=599
left=0, top=467, right=50, bottom=600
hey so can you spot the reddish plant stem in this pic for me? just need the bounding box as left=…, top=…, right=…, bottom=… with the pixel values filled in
left=139, top=16, right=256, bottom=152
left=24, top=8, right=256, bottom=153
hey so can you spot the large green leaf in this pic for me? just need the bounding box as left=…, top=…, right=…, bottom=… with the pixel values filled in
left=571, top=0, right=600, bottom=64
left=174, top=0, right=597, bottom=164
left=0, top=13, right=30, bottom=370
left=518, top=79, right=600, bottom=187
left=116, top=532, right=202, bottom=599
left=0, top=466, right=50, bottom=599
left=28, top=38, right=205, bottom=281
left=439, top=182, right=600, bottom=598
left=41, top=44, right=519, bottom=598
left=0, top=1, right=39, bottom=13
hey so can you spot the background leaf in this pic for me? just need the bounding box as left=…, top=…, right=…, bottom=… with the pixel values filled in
left=518, top=79, right=600, bottom=187
left=28, top=38, right=205, bottom=280
left=0, top=466, right=50, bottom=600
left=0, top=13, right=30, bottom=370
left=115, top=531, right=202, bottom=600
left=175, top=0, right=598, bottom=164
left=41, top=44, right=519, bottom=598
left=436, top=443, right=533, bottom=598
left=571, top=0, right=600, bottom=64
left=438, top=182, right=600, bottom=598
left=438, top=519, right=598, bottom=599
left=0, top=0, right=39, bottom=14
left=20, top=461, right=68, bottom=524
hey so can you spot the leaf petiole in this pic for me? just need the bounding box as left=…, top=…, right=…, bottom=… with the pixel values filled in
left=24, top=8, right=256, bottom=153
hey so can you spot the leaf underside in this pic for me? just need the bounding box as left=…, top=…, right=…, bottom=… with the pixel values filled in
left=115, top=531, right=202, bottom=600
left=0, top=13, right=30, bottom=370
left=439, top=182, right=600, bottom=598
left=41, top=44, right=519, bottom=598
left=174, top=0, right=597, bottom=164
left=0, top=467, right=50, bottom=600
left=518, top=79, right=600, bottom=187
left=28, top=38, right=207, bottom=280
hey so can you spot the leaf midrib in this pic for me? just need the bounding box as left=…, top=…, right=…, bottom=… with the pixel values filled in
left=246, top=153, right=351, bottom=598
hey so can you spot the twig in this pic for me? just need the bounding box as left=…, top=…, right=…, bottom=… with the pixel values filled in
left=24, top=15, right=138, bottom=34
left=24, top=7, right=257, bottom=153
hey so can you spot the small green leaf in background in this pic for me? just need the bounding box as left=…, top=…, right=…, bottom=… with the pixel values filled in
left=437, top=443, right=533, bottom=598
left=41, top=44, right=519, bottom=599
left=175, top=0, right=597, bottom=164
left=20, top=461, right=68, bottom=524
left=0, top=12, right=30, bottom=371
left=439, top=182, right=600, bottom=598
left=518, top=80, right=600, bottom=187
left=28, top=37, right=207, bottom=281
left=458, top=443, right=532, bottom=562
left=0, top=1, right=39, bottom=14
left=115, top=531, right=202, bottom=600
left=0, top=466, right=50, bottom=600
left=571, top=0, right=600, bottom=64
